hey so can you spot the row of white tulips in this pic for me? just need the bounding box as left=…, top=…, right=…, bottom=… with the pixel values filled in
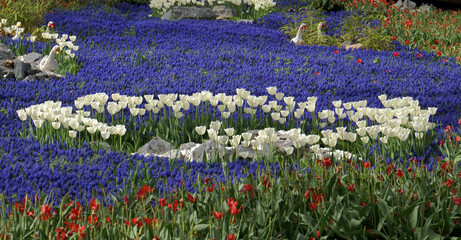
left=17, top=100, right=126, bottom=140
left=17, top=87, right=437, bottom=156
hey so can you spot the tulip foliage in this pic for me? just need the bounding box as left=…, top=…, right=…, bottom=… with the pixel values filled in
left=1, top=1, right=461, bottom=239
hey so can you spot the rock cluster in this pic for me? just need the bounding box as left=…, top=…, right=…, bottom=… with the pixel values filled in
left=160, top=5, right=254, bottom=23
left=392, top=0, right=433, bottom=11
left=135, top=130, right=357, bottom=162
left=0, top=43, right=63, bottom=81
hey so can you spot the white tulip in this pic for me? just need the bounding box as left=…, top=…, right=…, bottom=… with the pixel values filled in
left=112, top=93, right=120, bottom=101
left=217, top=104, right=226, bottom=112
left=16, top=109, right=27, bottom=121
left=306, top=134, right=320, bottom=145
left=209, top=121, right=221, bottom=132
left=139, top=108, right=146, bottom=116
left=172, top=104, right=182, bottom=113
left=221, top=111, right=230, bottom=119
left=52, top=122, right=61, bottom=130
left=76, top=125, right=85, bottom=132
left=231, top=135, right=241, bottom=147
left=275, top=92, right=284, bottom=101
left=207, top=128, right=218, bottom=141
left=294, top=109, right=304, bottom=119
left=257, top=96, right=267, bottom=106
left=309, top=144, right=319, bottom=154
left=101, top=131, right=110, bottom=140
left=69, top=130, right=77, bottom=138
left=262, top=105, right=271, bottom=113
left=87, top=126, right=97, bottom=134
left=280, top=110, right=289, bottom=117
left=227, top=102, right=236, bottom=113
left=271, top=112, right=280, bottom=121
left=174, top=111, right=183, bottom=119
left=332, top=100, right=342, bottom=108
left=242, top=132, right=253, bottom=141
left=218, top=135, right=229, bottom=145
left=224, top=128, right=235, bottom=136
left=283, top=97, right=294, bottom=106
left=152, top=107, right=161, bottom=114
left=116, top=125, right=126, bottom=136
left=251, top=139, right=261, bottom=150
left=266, top=86, right=277, bottom=95
left=306, top=104, right=316, bottom=113
left=195, top=126, right=206, bottom=135
left=278, top=117, right=286, bottom=124
left=285, top=147, right=294, bottom=155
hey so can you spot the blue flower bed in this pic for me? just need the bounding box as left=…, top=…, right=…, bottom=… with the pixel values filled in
left=0, top=3, right=460, bottom=203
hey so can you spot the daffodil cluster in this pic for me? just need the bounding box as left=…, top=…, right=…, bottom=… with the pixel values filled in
left=1, top=20, right=24, bottom=40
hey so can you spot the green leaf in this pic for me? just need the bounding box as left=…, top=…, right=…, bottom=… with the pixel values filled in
left=410, top=205, right=419, bottom=229
left=349, top=218, right=362, bottom=229
left=193, top=224, right=209, bottom=231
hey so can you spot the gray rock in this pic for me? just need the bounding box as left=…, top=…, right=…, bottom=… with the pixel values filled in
left=137, top=136, right=173, bottom=155
left=0, top=65, right=14, bottom=79
left=13, top=59, right=31, bottom=79
left=237, top=145, right=254, bottom=158
left=235, top=19, right=254, bottom=24
left=392, top=0, right=403, bottom=8
left=189, top=139, right=235, bottom=162
left=418, top=3, right=432, bottom=12
left=273, top=139, right=294, bottom=150
left=19, top=52, right=42, bottom=64
left=213, top=5, right=236, bottom=20
left=402, top=0, right=416, bottom=10
left=22, top=75, right=37, bottom=82
left=191, top=139, right=216, bottom=162
left=165, top=149, right=182, bottom=159
left=160, top=9, right=173, bottom=21
left=0, top=43, right=14, bottom=60
left=180, top=142, right=200, bottom=151
left=162, top=6, right=216, bottom=21
left=35, top=71, right=63, bottom=80
left=26, top=67, right=41, bottom=77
